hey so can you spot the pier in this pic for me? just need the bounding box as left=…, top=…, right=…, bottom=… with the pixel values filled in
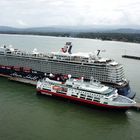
left=132, top=103, right=140, bottom=111
left=0, top=73, right=11, bottom=78
left=0, top=74, right=36, bottom=86
left=122, top=55, right=140, bottom=60
left=8, top=77, right=37, bottom=86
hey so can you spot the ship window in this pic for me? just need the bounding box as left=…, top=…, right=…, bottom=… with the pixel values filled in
left=81, top=94, right=86, bottom=96
left=104, top=102, right=108, bottom=104
left=67, top=85, right=72, bottom=87
left=94, top=100, right=100, bottom=102
left=87, top=98, right=92, bottom=100
left=72, top=95, right=77, bottom=97
left=80, top=96, right=85, bottom=99
left=106, top=92, right=113, bottom=96
left=42, top=88, right=51, bottom=91
left=94, top=97, right=100, bottom=101
left=87, top=95, right=92, bottom=98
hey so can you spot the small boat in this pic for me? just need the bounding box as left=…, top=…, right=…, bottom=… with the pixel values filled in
left=36, top=75, right=136, bottom=110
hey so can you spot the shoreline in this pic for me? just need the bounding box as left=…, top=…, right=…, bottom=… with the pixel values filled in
left=0, top=32, right=140, bottom=44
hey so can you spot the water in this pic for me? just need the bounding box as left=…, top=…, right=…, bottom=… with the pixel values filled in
left=0, top=34, right=140, bottom=140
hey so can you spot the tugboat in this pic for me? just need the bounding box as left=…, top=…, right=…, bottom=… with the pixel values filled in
left=36, top=74, right=136, bottom=110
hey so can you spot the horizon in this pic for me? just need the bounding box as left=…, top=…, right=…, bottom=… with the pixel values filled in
left=0, top=25, right=140, bottom=30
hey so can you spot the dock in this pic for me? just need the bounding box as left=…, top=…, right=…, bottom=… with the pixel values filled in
left=122, top=55, right=140, bottom=60
left=8, top=77, right=37, bottom=86
left=0, top=73, right=11, bottom=78
left=0, top=74, right=36, bottom=86
left=131, top=103, right=140, bottom=111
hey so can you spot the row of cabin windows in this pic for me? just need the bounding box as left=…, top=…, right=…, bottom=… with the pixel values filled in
left=46, top=83, right=112, bottom=98
left=79, top=96, right=100, bottom=102
left=69, top=88, right=105, bottom=99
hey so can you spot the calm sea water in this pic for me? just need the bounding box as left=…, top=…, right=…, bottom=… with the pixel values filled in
left=0, top=34, right=140, bottom=140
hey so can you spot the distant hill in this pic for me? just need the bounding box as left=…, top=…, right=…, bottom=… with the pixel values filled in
left=0, top=26, right=140, bottom=43
left=0, top=26, right=20, bottom=32
left=108, top=28, right=140, bottom=34
left=0, top=26, right=140, bottom=34
left=0, top=26, right=106, bottom=33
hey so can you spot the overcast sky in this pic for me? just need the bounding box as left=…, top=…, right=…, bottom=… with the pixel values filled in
left=0, top=0, right=140, bottom=28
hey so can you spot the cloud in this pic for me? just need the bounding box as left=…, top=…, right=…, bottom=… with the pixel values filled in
left=0, top=0, right=140, bottom=28
left=17, top=20, right=28, bottom=26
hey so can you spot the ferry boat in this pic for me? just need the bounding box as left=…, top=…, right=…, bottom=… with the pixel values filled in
left=0, top=42, right=135, bottom=98
left=36, top=74, right=136, bottom=110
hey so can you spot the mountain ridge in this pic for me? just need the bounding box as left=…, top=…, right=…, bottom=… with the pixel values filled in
left=0, top=26, right=140, bottom=33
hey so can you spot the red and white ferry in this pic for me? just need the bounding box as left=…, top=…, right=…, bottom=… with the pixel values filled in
left=36, top=75, right=136, bottom=110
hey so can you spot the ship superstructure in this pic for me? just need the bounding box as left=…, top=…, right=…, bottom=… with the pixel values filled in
left=0, top=42, right=135, bottom=98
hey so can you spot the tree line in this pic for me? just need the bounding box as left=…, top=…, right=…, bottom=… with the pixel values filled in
left=0, top=31, right=140, bottom=43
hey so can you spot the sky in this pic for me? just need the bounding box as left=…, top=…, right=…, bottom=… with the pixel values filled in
left=0, top=0, right=140, bottom=28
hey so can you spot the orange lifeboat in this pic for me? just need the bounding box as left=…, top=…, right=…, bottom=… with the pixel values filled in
left=52, top=86, right=62, bottom=91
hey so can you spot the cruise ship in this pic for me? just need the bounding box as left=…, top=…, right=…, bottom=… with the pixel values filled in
left=36, top=74, right=136, bottom=110
left=0, top=42, right=135, bottom=98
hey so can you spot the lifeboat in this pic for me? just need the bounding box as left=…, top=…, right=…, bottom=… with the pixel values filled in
left=52, top=86, right=62, bottom=91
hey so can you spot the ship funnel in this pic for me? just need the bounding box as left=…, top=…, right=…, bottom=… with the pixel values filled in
left=97, top=50, right=100, bottom=56
left=66, top=42, right=72, bottom=54
left=67, top=43, right=72, bottom=54
left=96, top=49, right=106, bottom=56
left=61, top=42, right=72, bottom=54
